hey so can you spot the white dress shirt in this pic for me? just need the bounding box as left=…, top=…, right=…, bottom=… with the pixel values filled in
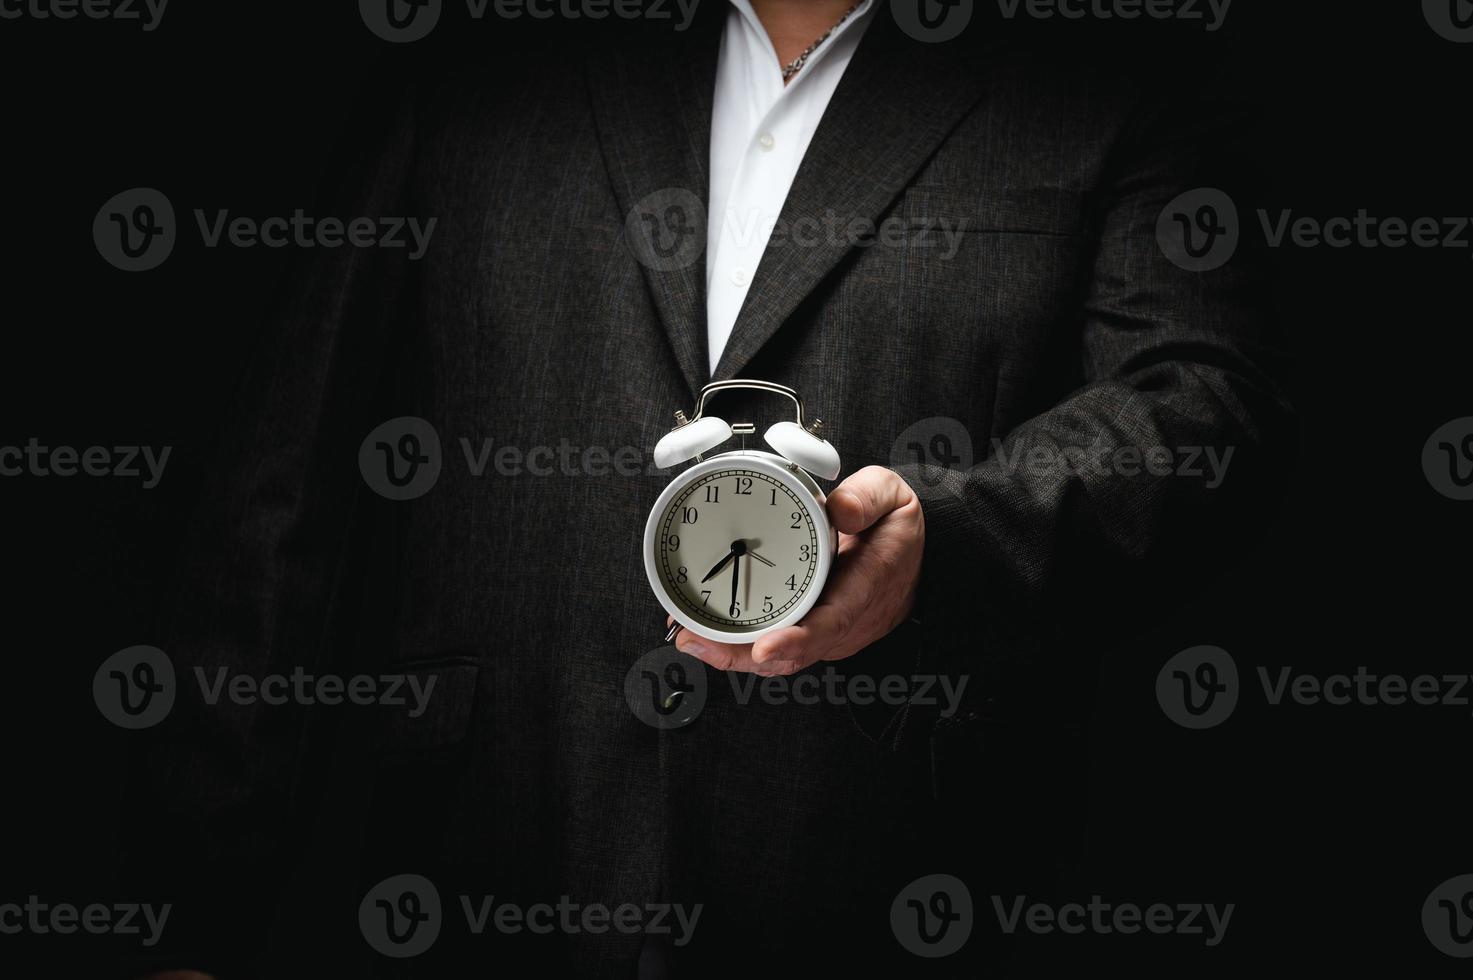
left=705, top=0, right=876, bottom=372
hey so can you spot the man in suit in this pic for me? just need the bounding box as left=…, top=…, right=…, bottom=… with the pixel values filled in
left=132, top=1, right=1290, bottom=976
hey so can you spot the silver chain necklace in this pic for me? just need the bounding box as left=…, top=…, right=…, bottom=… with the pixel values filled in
left=780, top=2, right=863, bottom=82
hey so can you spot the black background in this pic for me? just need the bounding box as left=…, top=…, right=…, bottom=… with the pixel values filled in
left=0, top=1, right=1468, bottom=975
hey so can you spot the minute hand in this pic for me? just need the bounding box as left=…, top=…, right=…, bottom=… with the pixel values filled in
left=729, top=549, right=740, bottom=617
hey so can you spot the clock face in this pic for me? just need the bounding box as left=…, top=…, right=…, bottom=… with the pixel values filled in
left=656, top=467, right=820, bottom=634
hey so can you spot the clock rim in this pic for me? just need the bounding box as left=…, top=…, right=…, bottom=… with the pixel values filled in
left=643, top=450, right=835, bottom=644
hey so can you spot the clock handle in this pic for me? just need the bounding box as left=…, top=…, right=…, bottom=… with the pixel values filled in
left=689, top=379, right=807, bottom=428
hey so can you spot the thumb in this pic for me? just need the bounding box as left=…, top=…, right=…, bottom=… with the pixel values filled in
left=827, top=465, right=916, bottom=535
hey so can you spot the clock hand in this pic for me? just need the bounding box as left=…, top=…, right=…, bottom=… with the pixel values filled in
left=700, top=543, right=740, bottom=584
left=747, top=549, right=775, bottom=568
left=730, top=545, right=741, bottom=617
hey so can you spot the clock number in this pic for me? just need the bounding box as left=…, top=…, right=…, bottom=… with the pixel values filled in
left=733, top=477, right=752, bottom=495
left=675, top=566, right=688, bottom=583
left=785, top=575, right=797, bottom=592
left=681, top=507, right=698, bottom=524
left=799, top=544, right=811, bottom=562
left=705, top=485, right=720, bottom=503
left=667, top=534, right=679, bottom=551
left=762, top=596, right=773, bottom=613
left=790, top=511, right=803, bottom=529
left=700, top=590, right=711, bottom=607
left=769, top=488, right=777, bottom=505
left=729, top=599, right=741, bottom=618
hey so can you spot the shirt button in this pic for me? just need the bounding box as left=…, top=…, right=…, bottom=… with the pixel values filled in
left=731, top=267, right=750, bottom=287
left=757, top=132, right=775, bottom=151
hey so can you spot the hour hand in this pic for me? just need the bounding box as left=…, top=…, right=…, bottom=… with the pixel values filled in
left=700, top=546, right=738, bottom=583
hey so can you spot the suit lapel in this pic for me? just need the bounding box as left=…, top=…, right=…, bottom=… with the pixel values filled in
left=711, top=16, right=990, bottom=381
left=585, top=10, right=724, bottom=400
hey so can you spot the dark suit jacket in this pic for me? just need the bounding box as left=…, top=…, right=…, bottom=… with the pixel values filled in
left=132, top=8, right=1291, bottom=978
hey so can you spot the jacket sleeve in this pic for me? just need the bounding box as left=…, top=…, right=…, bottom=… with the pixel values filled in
left=893, top=90, right=1295, bottom=668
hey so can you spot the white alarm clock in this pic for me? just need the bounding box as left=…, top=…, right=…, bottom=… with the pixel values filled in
left=645, top=380, right=841, bottom=644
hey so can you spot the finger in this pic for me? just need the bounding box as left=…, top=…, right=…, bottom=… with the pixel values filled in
left=667, top=619, right=800, bottom=674
left=752, top=587, right=867, bottom=668
left=674, top=630, right=755, bottom=671
left=681, top=637, right=801, bottom=676
left=827, top=465, right=916, bottom=535
left=753, top=520, right=906, bottom=666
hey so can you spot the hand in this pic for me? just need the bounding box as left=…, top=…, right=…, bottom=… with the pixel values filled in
left=669, top=466, right=924, bottom=676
